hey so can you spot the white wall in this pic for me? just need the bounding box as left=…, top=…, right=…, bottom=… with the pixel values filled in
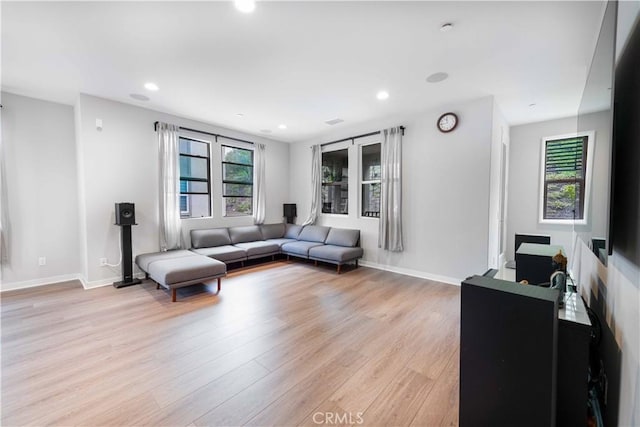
left=290, top=96, right=495, bottom=284
left=1, top=92, right=81, bottom=289
left=76, top=94, right=290, bottom=287
left=506, top=111, right=611, bottom=262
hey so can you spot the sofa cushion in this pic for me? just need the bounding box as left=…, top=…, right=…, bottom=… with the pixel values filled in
left=136, top=250, right=197, bottom=272
left=284, top=224, right=303, bottom=239
left=234, top=241, right=280, bottom=257
left=325, top=228, right=360, bottom=247
left=266, top=238, right=297, bottom=248
left=190, top=245, right=247, bottom=262
left=148, top=256, right=226, bottom=286
left=308, top=245, right=364, bottom=263
left=228, top=225, right=263, bottom=244
left=298, top=225, right=331, bottom=243
left=281, top=241, right=325, bottom=257
left=191, top=228, right=231, bottom=249
left=260, top=223, right=285, bottom=240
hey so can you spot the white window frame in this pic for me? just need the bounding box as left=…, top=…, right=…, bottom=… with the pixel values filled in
left=538, top=131, right=595, bottom=225
left=359, top=141, right=381, bottom=220
left=178, top=134, right=213, bottom=219
left=219, top=140, right=254, bottom=218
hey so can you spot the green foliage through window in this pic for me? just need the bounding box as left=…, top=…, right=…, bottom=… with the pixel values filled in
left=543, top=136, right=587, bottom=220
left=222, top=145, right=253, bottom=216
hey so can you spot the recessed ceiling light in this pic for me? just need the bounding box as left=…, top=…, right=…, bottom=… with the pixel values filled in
left=440, top=23, right=454, bottom=32
left=144, top=82, right=159, bottom=91
left=529, top=103, right=537, bottom=107
left=234, top=0, right=256, bottom=13
left=130, top=93, right=150, bottom=101
left=376, top=91, right=389, bottom=100
left=278, top=124, right=287, bottom=130
left=236, top=113, right=244, bottom=117
left=426, top=72, right=449, bottom=83
left=260, top=129, right=272, bottom=134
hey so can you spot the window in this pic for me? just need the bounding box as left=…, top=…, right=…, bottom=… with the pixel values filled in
left=361, top=143, right=381, bottom=217
left=322, top=149, right=348, bottom=215
left=222, top=145, right=253, bottom=216
left=540, top=133, right=592, bottom=222
left=179, top=137, right=211, bottom=218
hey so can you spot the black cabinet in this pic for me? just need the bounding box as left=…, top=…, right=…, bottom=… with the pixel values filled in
left=460, top=276, right=592, bottom=427
left=460, top=276, right=559, bottom=427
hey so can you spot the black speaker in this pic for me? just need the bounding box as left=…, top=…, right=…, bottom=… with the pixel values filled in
left=113, top=202, right=141, bottom=288
left=283, top=204, right=297, bottom=224
left=115, top=202, right=136, bottom=226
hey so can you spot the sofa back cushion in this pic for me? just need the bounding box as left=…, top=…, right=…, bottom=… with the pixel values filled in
left=260, top=223, right=285, bottom=240
left=229, top=225, right=263, bottom=244
left=325, top=228, right=360, bottom=247
left=298, top=225, right=331, bottom=243
left=284, top=224, right=303, bottom=239
left=191, top=228, right=231, bottom=249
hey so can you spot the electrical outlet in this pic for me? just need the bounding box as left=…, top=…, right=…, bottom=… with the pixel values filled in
left=38, top=257, right=46, bottom=266
left=100, top=258, right=108, bottom=266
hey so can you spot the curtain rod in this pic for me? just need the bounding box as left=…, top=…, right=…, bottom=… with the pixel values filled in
left=320, top=126, right=405, bottom=148
left=154, top=121, right=255, bottom=145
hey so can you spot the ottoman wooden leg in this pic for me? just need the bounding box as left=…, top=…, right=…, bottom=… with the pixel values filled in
left=156, top=283, right=160, bottom=290
left=217, top=277, right=221, bottom=293
left=314, top=260, right=318, bottom=266
left=337, top=264, right=342, bottom=274
left=172, top=288, right=177, bottom=302
left=355, top=259, right=359, bottom=268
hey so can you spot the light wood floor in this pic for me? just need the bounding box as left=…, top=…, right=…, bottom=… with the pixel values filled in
left=1, top=261, right=460, bottom=426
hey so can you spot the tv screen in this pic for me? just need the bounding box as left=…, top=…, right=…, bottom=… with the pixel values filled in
left=610, top=16, right=640, bottom=270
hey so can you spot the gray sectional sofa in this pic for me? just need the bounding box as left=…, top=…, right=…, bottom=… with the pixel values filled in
left=191, top=223, right=363, bottom=273
left=135, top=223, right=363, bottom=302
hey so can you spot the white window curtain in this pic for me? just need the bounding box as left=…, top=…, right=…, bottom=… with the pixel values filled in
left=157, top=122, right=182, bottom=251
left=378, top=127, right=404, bottom=252
left=253, top=143, right=266, bottom=224
left=302, top=144, right=321, bottom=226
left=0, top=135, right=10, bottom=266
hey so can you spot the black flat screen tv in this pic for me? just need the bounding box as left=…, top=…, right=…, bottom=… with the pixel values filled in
left=610, top=16, right=640, bottom=270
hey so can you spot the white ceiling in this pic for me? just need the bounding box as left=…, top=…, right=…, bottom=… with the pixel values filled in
left=1, top=1, right=605, bottom=142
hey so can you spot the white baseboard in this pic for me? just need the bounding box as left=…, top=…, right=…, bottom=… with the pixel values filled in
left=0, top=273, right=83, bottom=292
left=358, top=260, right=462, bottom=286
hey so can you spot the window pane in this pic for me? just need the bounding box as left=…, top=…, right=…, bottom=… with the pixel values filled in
left=180, top=180, right=208, bottom=194
left=545, top=182, right=583, bottom=220
left=180, top=156, right=208, bottom=180
left=322, top=149, right=348, bottom=183
left=222, top=146, right=253, bottom=165
left=362, top=144, right=381, bottom=181
left=321, top=149, right=348, bottom=214
left=180, top=194, right=210, bottom=218
left=180, top=138, right=209, bottom=157
left=223, top=183, right=252, bottom=197
left=223, top=164, right=253, bottom=183
left=321, top=183, right=348, bottom=214
left=543, top=136, right=587, bottom=220
left=362, top=183, right=381, bottom=217
left=179, top=137, right=211, bottom=219
left=225, top=197, right=252, bottom=216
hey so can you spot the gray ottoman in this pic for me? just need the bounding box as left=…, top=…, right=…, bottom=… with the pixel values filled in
left=135, top=250, right=226, bottom=302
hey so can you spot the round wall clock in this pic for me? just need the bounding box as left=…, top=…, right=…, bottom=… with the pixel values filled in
left=437, top=112, right=458, bottom=133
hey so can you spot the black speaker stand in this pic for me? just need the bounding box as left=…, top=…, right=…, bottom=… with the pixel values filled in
left=113, top=224, right=142, bottom=288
